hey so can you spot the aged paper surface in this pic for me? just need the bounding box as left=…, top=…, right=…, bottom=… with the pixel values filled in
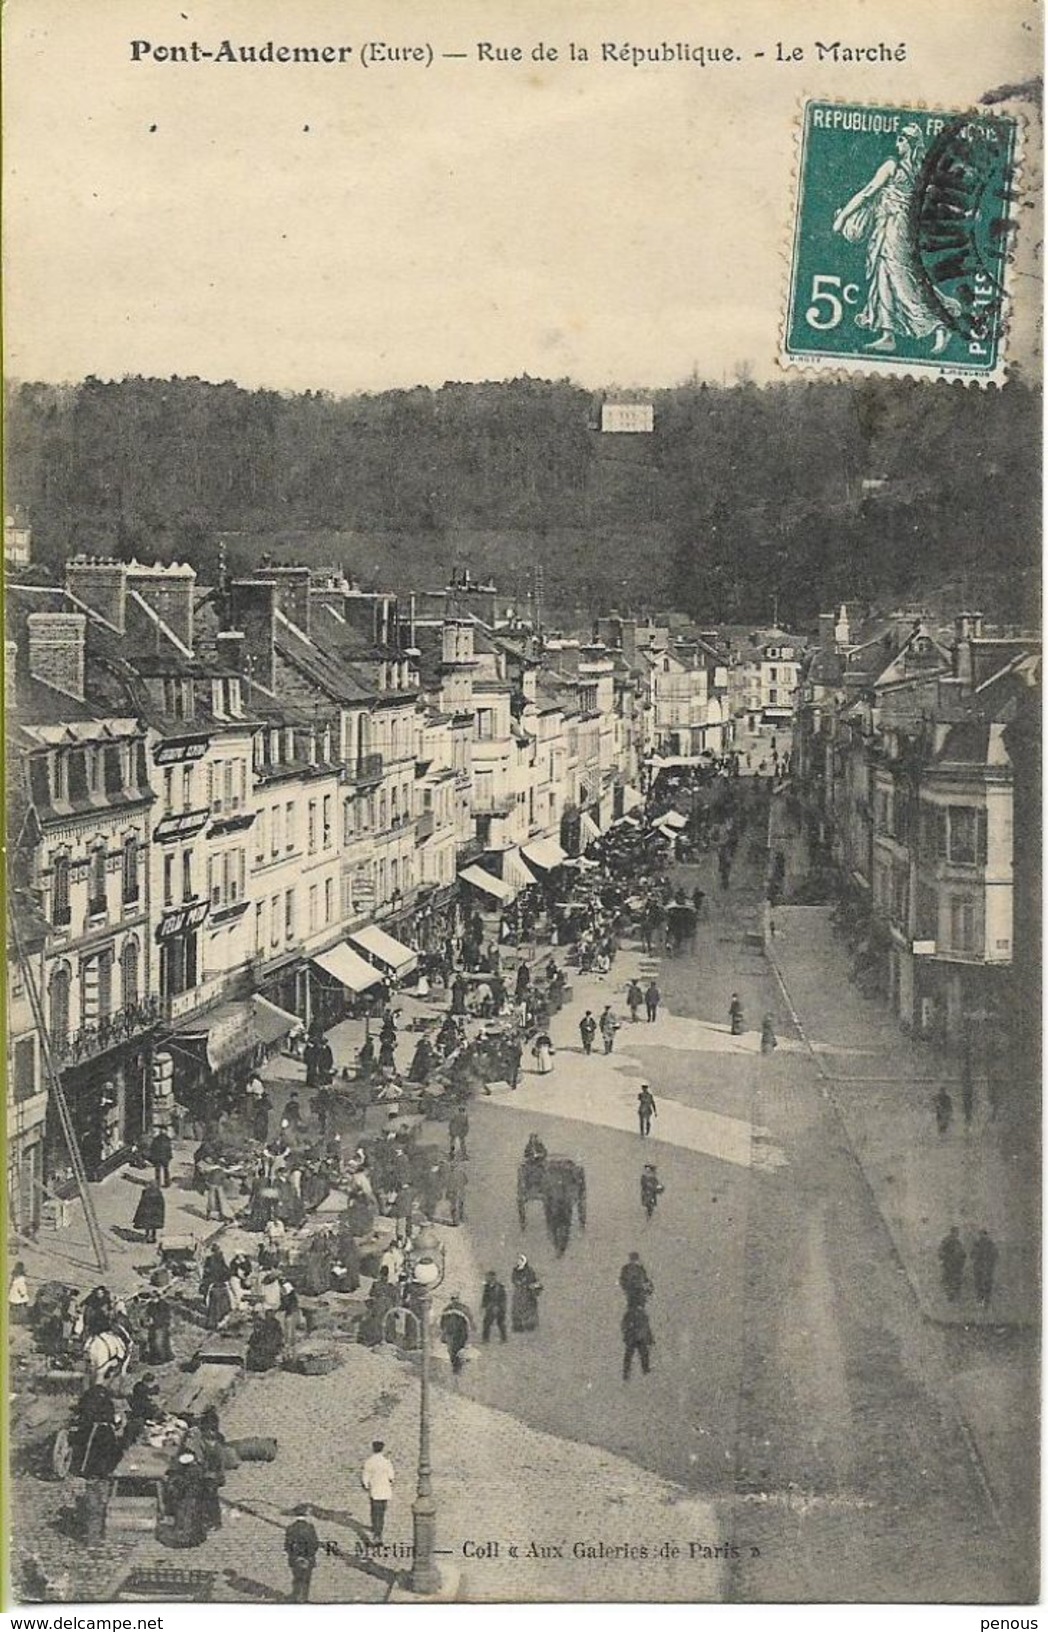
left=3, top=0, right=1041, bottom=1614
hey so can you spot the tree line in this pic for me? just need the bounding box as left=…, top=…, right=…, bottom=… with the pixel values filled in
left=4, top=372, right=1039, bottom=626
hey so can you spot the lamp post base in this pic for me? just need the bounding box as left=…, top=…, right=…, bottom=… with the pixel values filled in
left=393, top=1561, right=462, bottom=1602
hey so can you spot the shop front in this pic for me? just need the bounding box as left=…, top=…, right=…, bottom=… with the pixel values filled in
left=165, top=993, right=300, bottom=1129
left=348, top=923, right=419, bottom=984
left=309, top=942, right=385, bottom=1031
left=45, top=1036, right=152, bottom=1186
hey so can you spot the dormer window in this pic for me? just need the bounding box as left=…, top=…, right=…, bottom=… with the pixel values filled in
left=269, top=728, right=280, bottom=764
left=228, top=678, right=242, bottom=717
left=285, top=727, right=295, bottom=762
left=211, top=679, right=227, bottom=719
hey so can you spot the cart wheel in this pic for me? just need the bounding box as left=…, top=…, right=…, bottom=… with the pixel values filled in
left=51, top=1427, right=74, bottom=1480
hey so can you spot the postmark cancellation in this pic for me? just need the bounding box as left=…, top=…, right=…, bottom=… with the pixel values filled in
left=782, top=99, right=1021, bottom=383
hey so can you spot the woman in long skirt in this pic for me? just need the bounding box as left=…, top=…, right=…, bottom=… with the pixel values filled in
left=510, top=1255, right=542, bottom=1331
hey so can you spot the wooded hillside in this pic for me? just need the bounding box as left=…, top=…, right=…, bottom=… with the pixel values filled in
left=5, top=373, right=1039, bottom=626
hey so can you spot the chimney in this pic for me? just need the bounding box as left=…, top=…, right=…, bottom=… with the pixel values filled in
left=26, top=612, right=87, bottom=701
left=126, top=560, right=196, bottom=650
left=229, top=580, right=278, bottom=692
left=818, top=612, right=835, bottom=651
left=65, top=556, right=127, bottom=632
left=215, top=629, right=246, bottom=670
left=251, top=565, right=311, bottom=636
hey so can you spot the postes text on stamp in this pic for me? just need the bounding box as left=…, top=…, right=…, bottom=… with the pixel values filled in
left=783, top=100, right=1020, bottom=381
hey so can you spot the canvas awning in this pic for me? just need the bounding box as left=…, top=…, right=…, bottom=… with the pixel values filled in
left=312, top=942, right=384, bottom=993
left=503, top=848, right=538, bottom=892
left=623, top=785, right=644, bottom=812
left=522, top=837, right=568, bottom=871
left=580, top=812, right=602, bottom=845
left=176, top=994, right=299, bottom=1072
left=348, top=924, right=418, bottom=979
left=655, top=809, right=688, bottom=832
left=458, top=864, right=513, bottom=904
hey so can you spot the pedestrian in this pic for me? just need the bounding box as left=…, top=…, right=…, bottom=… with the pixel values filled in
left=961, top=1050, right=976, bottom=1130
left=971, top=1230, right=998, bottom=1307
left=531, top=1030, right=554, bottom=1074
left=283, top=1092, right=302, bottom=1131
left=691, top=886, right=705, bottom=918
left=133, top=1178, right=166, bottom=1244
left=729, top=993, right=745, bottom=1036
left=149, top=1126, right=173, bottom=1188
left=644, top=981, right=661, bottom=1023
left=506, top=1037, right=523, bottom=1089
left=626, top=979, right=643, bottom=1023
left=284, top=1516, right=320, bottom=1603
left=599, top=1005, right=619, bottom=1055
left=938, top=1226, right=966, bottom=1302
left=279, top=1279, right=301, bottom=1358
left=618, top=1251, right=653, bottom=1308
left=361, top=1440, right=395, bottom=1543
left=622, top=1302, right=654, bottom=1379
left=481, top=1269, right=508, bottom=1343
left=205, top=1159, right=232, bottom=1222
left=579, top=1011, right=597, bottom=1055
left=8, top=1260, right=29, bottom=1325
left=760, top=1014, right=778, bottom=1054
left=252, top=1090, right=272, bottom=1144
left=162, top=1451, right=211, bottom=1548
left=510, top=1254, right=543, bottom=1331
left=446, top=1157, right=468, bottom=1227
left=637, top=1085, right=657, bottom=1137
left=640, top=1164, right=664, bottom=1220
left=439, top=1295, right=473, bottom=1374
left=448, top=1104, right=469, bottom=1159
left=933, top=1086, right=953, bottom=1136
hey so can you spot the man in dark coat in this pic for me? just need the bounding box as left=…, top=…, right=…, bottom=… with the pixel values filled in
left=149, top=1128, right=173, bottom=1188
left=439, top=1296, right=473, bottom=1373
left=481, top=1270, right=508, bottom=1343
left=972, top=1230, right=999, bottom=1306
left=644, top=981, right=661, bottom=1023
left=579, top=1011, right=597, bottom=1055
left=285, top=1516, right=320, bottom=1602
left=622, top=1302, right=653, bottom=1379
left=448, top=1105, right=469, bottom=1159
left=939, top=1226, right=966, bottom=1301
left=637, top=1085, right=657, bottom=1137
left=619, top=1251, right=653, bottom=1308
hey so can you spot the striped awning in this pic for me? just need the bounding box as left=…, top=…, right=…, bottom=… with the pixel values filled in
left=580, top=812, right=602, bottom=845
left=503, top=849, right=538, bottom=892
left=312, top=942, right=384, bottom=993
left=348, top=924, right=418, bottom=979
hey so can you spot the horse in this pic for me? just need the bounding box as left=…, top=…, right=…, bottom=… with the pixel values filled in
left=83, top=1327, right=132, bottom=1387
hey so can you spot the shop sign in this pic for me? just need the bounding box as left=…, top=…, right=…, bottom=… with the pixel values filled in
left=156, top=900, right=211, bottom=941
left=154, top=808, right=211, bottom=844
left=154, top=737, right=210, bottom=767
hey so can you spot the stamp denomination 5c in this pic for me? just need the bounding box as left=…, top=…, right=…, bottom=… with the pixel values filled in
left=783, top=100, right=1020, bottom=382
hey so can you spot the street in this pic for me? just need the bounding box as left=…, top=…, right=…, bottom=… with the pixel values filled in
left=439, top=824, right=1030, bottom=1601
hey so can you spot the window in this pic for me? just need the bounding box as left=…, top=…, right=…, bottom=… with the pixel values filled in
left=164, top=853, right=175, bottom=906
left=12, top=1035, right=37, bottom=1103
left=322, top=795, right=332, bottom=848
left=309, top=883, right=319, bottom=932
left=324, top=877, right=334, bottom=925
left=120, top=940, right=140, bottom=1011
left=87, top=747, right=104, bottom=796
left=224, top=761, right=234, bottom=810
left=255, top=901, right=265, bottom=953
left=81, top=949, right=112, bottom=1025
left=769, top=667, right=778, bottom=682
left=212, top=762, right=224, bottom=812
left=49, top=965, right=71, bottom=1051
left=163, top=768, right=174, bottom=810
left=88, top=843, right=107, bottom=915
left=53, top=751, right=70, bottom=802
left=270, top=894, right=280, bottom=948
left=286, top=801, right=295, bottom=853
left=206, top=766, right=214, bottom=809
left=271, top=804, right=281, bottom=857
left=238, top=760, right=247, bottom=807
left=255, top=809, right=267, bottom=865
left=308, top=801, right=318, bottom=854
left=209, top=856, right=219, bottom=906
left=946, top=806, right=986, bottom=866
left=122, top=835, right=140, bottom=905
left=476, top=709, right=494, bottom=740
left=949, top=895, right=977, bottom=953
left=182, top=849, right=193, bottom=901
left=51, top=852, right=71, bottom=927
left=284, top=889, right=295, bottom=940
left=182, top=767, right=193, bottom=810
left=343, top=801, right=354, bottom=846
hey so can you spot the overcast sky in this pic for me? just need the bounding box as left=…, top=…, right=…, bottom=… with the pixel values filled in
left=4, top=0, right=1041, bottom=393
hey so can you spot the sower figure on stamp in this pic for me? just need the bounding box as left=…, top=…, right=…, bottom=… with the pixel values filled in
left=832, top=122, right=955, bottom=355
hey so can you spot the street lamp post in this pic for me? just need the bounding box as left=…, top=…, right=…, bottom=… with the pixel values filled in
left=409, top=1226, right=445, bottom=1596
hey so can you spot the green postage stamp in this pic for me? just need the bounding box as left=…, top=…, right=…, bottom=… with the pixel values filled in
left=783, top=100, right=1020, bottom=382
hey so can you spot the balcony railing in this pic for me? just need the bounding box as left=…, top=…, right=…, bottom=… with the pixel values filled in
left=347, top=752, right=384, bottom=784
left=51, top=995, right=162, bottom=1067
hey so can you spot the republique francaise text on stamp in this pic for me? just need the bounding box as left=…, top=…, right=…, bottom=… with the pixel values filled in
left=783, top=99, right=1020, bottom=381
